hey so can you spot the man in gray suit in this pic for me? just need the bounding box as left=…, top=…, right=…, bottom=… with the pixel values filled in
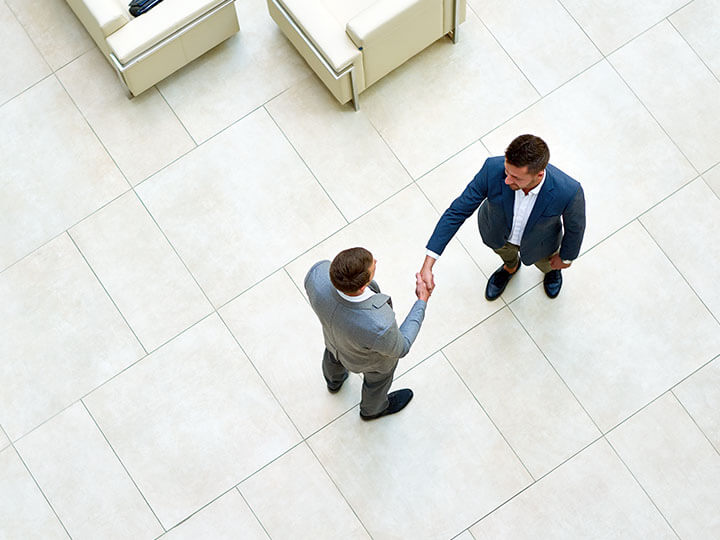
left=305, top=247, right=430, bottom=420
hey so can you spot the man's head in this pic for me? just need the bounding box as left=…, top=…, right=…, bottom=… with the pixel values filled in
left=504, top=134, right=550, bottom=191
left=330, top=247, right=377, bottom=294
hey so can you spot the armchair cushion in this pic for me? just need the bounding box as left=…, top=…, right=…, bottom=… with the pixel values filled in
left=86, top=0, right=130, bottom=37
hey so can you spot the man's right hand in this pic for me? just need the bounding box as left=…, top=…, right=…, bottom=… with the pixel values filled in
left=415, top=273, right=431, bottom=302
left=420, top=255, right=436, bottom=293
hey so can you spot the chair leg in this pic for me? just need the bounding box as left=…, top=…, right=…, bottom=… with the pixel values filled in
left=350, top=67, right=360, bottom=111
left=452, top=0, right=460, bottom=43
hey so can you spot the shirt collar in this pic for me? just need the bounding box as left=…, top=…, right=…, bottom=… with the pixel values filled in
left=336, top=287, right=375, bottom=302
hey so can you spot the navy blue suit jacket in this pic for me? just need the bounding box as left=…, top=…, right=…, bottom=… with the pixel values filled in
left=426, top=156, right=586, bottom=265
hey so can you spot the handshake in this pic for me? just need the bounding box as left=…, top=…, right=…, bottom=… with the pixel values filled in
left=414, top=255, right=437, bottom=303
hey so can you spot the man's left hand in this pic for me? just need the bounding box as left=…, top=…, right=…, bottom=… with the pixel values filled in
left=549, top=254, right=572, bottom=270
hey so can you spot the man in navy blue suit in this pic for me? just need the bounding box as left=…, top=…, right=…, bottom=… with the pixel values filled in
left=420, top=134, right=585, bottom=300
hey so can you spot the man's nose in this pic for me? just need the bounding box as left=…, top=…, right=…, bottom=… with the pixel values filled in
left=505, top=176, right=512, bottom=185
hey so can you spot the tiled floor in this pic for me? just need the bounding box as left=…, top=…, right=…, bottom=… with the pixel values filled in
left=1, top=0, right=719, bottom=538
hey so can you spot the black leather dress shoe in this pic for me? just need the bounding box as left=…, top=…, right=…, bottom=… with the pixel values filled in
left=543, top=269, right=562, bottom=298
left=360, top=389, right=413, bottom=420
left=325, top=372, right=349, bottom=393
left=485, top=263, right=520, bottom=301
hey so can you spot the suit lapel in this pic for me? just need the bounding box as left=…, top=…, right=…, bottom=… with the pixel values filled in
left=524, top=169, right=555, bottom=236
left=502, top=182, right=515, bottom=231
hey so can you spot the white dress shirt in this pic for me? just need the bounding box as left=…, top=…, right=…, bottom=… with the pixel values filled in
left=336, top=287, right=375, bottom=302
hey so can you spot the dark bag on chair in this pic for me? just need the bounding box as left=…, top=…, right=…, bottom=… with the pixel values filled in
left=129, top=0, right=164, bottom=17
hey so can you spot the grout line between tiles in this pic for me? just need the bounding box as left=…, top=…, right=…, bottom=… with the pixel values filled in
left=667, top=18, right=720, bottom=86
left=670, top=390, right=720, bottom=457
left=0, top=71, right=54, bottom=109
left=236, top=488, right=273, bottom=539
left=155, top=85, right=199, bottom=146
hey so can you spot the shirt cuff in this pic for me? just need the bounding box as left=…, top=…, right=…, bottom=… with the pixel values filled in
left=425, top=249, right=440, bottom=260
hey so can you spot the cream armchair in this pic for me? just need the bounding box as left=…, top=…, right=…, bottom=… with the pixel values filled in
left=267, top=0, right=465, bottom=110
left=66, top=0, right=240, bottom=96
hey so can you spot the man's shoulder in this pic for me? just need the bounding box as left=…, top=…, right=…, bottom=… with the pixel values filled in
left=547, top=163, right=581, bottom=190
left=305, top=260, right=331, bottom=291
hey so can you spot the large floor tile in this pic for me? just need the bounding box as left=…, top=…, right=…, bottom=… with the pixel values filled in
left=560, top=0, right=688, bottom=54
left=220, top=270, right=363, bottom=437
left=0, top=234, right=144, bottom=440
left=470, top=439, right=675, bottom=539
left=15, top=403, right=162, bottom=539
left=137, top=108, right=345, bottom=307
left=0, top=430, right=8, bottom=451
left=670, top=0, right=720, bottom=79
left=308, top=353, right=531, bottom=539
left=162, top=490, right=267, bottom=540
left=6, top=0, right=93, bottom=71
left=444, top=307, right=600, bottom=478
left=0, top=76, right=128, bottom=270
left=157, top=0, right=309, bottom=142
left=0, top=1, right=49, bottom=104
left=482, top=60, right=697, bottom=255
left=0, top=447, right=68, bottom=539
left=70, top=192, right=213, bottom=352
left=610, top=21, right=720, bottom=172
left=511, top=221, right=720, bottom=432
left=640, top=179, right=720, bottom=319
left=240, top=443, right=369, bottom=540
left=285, top=185, right=501, bottom=375
left=674, top=358, right=720, bottom=452
left=608, top=393, right=720, bottom=538
left=705, top=162, right=720, bottom=198
left=472, top=0, right=601, bottom=95
left=266, top=76, right=412, bottom=221
left=84, top=315, right=300, bottom=528
left=57, top=49, right=195, bottom=185
left=361, top=11, right=537, bottom=179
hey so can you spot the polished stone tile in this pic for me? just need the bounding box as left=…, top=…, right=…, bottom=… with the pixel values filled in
left=705, top=163, right=720, bottom=198
left=510, top=221, right=720, bottom=431
left=158, top=0, right=309, bottom=142
left=0, top=234, right=144, bottom=440
left=220, top=270, right=363, bottom=437
left=674, top=358, right=720, bottom=452
left=309, top=353, right=531, bottom=539
left=6, top=0, right=93, bottom=71
left=266, top=76, right=411, bottom=221
left=0, top=430, right=8, bottom=450
left=137, top=108, right=345, bottom=307
left=472, top=0, right=601, bottom=95
left=240, top=443, right=369, bottom=539
left=57, top=49, right=195, bottom=185
left=15, top=403, right=162, bottom=539
left=608, top=393, right=720, bottom=538
left=361, top=11, right=537, bottom=179
left=670, top=0, right=720, bottom=79
left=470, top=439, right=675, bottom=539
left=640, top=178, right=720, bottom=319
left=84, top=315, right=300, bottom=528
left=610, top=21, right=720, bottom=172
left=162, top=490, right=267, bottom=540
left=0, top=447, right=68, bottom=539
left=285, top=185, right=501, bottom=375
left=70, top=192, right=213, bottom=352
left=561, top=0, right=688, bottom=54
left=482, top=60, right=697, bottom=255
left=0, top=76, right=128, bottom=270
left=0, top=0, right=49, bottom=104
left=444, top=307, right=600, bottom=478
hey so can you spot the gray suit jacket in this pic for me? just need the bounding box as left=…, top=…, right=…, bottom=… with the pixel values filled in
left=304, top=260, right=427, bottom=374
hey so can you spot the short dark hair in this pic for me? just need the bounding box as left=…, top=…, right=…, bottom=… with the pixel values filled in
left=505, top=134, right=550, bottom=174
left=330, top=247, right=373, bottom=294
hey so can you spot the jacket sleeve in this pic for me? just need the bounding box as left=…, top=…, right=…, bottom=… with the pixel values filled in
left=559, top=184, right=586, bottom=261
left=371, top=299, right=427, bottom=359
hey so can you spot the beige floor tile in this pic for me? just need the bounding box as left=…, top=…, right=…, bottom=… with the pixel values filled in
left=610, top=21, right=720, bottom=172
left=674, top=358, right=720, bottom=452
left=670, top=0, right=720, bottom=79
left=266, top=77, right=412, bottom=221
left=640, top=178, right=720, bottom=319
left=482, top=60, right=697, bottom=256
left=308, top=353, right=531, bottom=539
left=70, top=192, right=212, bottom=352
left=6, top=0, right=93, bottom=71
left=510, top=221, right=720, bottom=432
left=470, top=439, right=675, bottom=539
left=136, top=108, right=345, bottom=307
left=0, top=235, right=144, bottom=440
left=15, top=403, right=162, bottom=540
left=705, top=163, right=720, bottom=198
left=0, top=430, right=8, bottom=450
left=608, top=393, right=720, bottom=538
left=454, top=532, right=473, bottom=540
left=444, top=307, right=600, bottom=478
left=471, top=0, right=601, bottom=95
left=561, top=0, right=688, bottom=54
left=0, top=1, right=49, bottom=104
left=0, top=447, right=68, bottom=539
left=240, top=443, right=369, bottom=540
left=163, top=490, right=267, bottom=540
left=360, top=11, right=537, bottom=179
left=0, top=76, right=128, bottom=270
left=57, top=49, right=195, bottom=185
left=157, top=0, right=309, bottom=142
left=285, top=185, right=501, bottom=375
left=220, top=270, right=363, bottom=437
left=84, top=315, right=300, bottom=528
